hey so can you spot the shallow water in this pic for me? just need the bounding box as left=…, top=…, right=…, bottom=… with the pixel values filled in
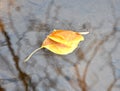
left=0, top=0, right=120, bottom=91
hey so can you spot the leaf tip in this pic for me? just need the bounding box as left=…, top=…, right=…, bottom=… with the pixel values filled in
left=79, top=31, right=89, bottom=35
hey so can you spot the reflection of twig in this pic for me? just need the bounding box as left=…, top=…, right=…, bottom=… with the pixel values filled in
left=0, top=54, right=16, bottom=75
left=0, top=85, right=5, bottom=91
left=45, top=0, right=54, bottom=23
left=0, top=78, right=18, bottom=84
left=107, top=29, right=120, bottom=91
left=74, top=20, right=117, bottom=91
left=7, top=0, right=19, bottom=38
left=83, top=29, right=116, bottom=87
left=74, top=64, right=87, bottom=91
left=52, top=6, right=60, bottom=22
left=110, top=0, right=116, bottom=19
left=107, top=1, right=120, bottom=90
left=107, top=79, right=117, bottom=91
left=0, top=20, right=31, bottom=91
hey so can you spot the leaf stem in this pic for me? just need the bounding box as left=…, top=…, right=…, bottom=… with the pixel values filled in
left=24, top=47, right=42, bottom=62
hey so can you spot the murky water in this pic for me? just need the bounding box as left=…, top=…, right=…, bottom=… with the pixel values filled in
left=0, top=0, right=120, bottom=91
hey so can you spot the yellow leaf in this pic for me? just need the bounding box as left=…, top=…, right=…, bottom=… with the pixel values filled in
left=24, top=29, right=89, bottom=62
left=41, top=29, right=84, bottom=54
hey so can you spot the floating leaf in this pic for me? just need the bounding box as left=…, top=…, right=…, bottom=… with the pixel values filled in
left=24, top=29, right=89, bottom=62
